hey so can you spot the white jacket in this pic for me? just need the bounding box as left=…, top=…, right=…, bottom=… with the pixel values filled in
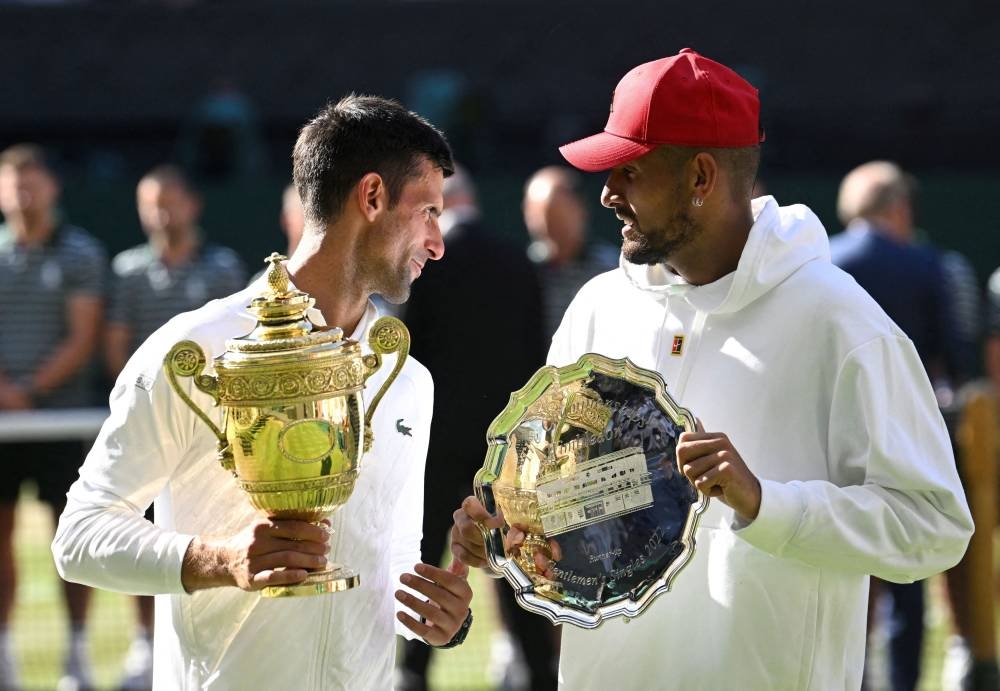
left=52, top=283, right=431, bottom=691
left=549, top=197, right=973, bottom=691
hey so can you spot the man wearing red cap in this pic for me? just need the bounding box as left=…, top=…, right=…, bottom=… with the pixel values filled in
left=452, top=49, right=972, bottom=690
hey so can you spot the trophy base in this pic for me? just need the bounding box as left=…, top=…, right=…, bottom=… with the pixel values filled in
left=260, top=566, right=360, bottom=598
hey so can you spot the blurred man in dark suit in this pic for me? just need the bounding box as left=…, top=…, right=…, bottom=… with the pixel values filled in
left=398, top=167, right=553, bottom=691
left=523, top=166, right=618, bottom=341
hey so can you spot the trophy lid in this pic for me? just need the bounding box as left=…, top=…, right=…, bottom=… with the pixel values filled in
left=222, top=253, right=348, bottom=361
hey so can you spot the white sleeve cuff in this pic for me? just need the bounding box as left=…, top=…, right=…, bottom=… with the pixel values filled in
left=169, top=533, right=198, bottom=594
left=732, top=479, right=805, bottom=556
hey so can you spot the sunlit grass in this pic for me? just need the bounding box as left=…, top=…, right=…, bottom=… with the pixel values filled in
left=9, top=486, right=992, bottom=690
left=10, top=489, right=495, bottom=690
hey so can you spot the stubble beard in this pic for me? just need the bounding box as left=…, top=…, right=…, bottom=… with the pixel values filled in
left=373, top=259, right=412, bottom=304
left=621, top=210, right=699, bottom=266
left=367, top=213, right=413, bottom=305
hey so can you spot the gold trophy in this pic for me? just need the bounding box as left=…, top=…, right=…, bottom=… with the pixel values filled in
left=164, top=253, right=409, bottom=597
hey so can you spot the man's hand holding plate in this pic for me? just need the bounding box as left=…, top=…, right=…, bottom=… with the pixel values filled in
left=677, top=421, right=761, bottom=522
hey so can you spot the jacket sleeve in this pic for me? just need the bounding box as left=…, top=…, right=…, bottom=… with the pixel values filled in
left=736, top=334, right=973, bottom=582
left=51, top=355, right=197, bottom=595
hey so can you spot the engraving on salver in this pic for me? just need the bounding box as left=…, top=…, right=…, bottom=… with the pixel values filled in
left=536, top=446, right=652, bottom=536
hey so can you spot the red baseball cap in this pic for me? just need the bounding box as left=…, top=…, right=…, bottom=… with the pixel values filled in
left=559, top=48, right=764, bottom=172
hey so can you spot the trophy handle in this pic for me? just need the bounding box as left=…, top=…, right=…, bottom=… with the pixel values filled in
left=361, top=316, right=410, bottom=452
left=163, top=341, right=234, bottom=472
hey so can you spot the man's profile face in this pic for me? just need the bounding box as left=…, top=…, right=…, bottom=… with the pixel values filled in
left=136, top=179, right=200, bottom=240
left=367, top=157, right=446, bottom=303
left=0, top=163, right=59, bottom=218
left=600, top=149, right=698, bottom=266
left=523, top=180, right=587, bottom=265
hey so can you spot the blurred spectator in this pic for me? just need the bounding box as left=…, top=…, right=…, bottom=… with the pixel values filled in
left=0, top=144, right=106, bottom=691
left=942, top=374, right=1000, bottom=691
left=937, top=276, right=1000, bottom=691
left=522, top=166, right=618, bottom=340
left=277, top=182, right=305, bottom=258
left=249, top=183, right=306, bottom=284
left=905, top=177, right=991, bottom=691
left=105, top=165, right=246, bottom=371
left=831, top=160, right=959, bottom=691
left=103, top=165, right=245, bottom=691
left=398, top=166, right=549, bottom=691
left=891, top=172, right=981, bottom=394
left=940, top=246, right=983, bottom=384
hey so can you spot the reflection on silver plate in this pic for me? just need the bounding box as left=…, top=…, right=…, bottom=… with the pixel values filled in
left=474, top=354, right=709, bottom=629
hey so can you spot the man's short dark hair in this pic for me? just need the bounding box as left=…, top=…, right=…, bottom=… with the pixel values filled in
left=660, top=145, right=761, bottom=202
left=292, top=95, right=454, bottom=226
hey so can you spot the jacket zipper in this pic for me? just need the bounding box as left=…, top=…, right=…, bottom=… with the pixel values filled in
left=314, top=510, right=343, bottom=688
left=652, top=296, right=671, bottom=375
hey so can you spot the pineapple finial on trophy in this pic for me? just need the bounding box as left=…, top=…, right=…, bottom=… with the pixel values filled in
left=264, top=252, right=290, bottom=296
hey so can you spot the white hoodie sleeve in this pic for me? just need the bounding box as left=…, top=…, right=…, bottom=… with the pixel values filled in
left=736, top=334, right=973, bottom=582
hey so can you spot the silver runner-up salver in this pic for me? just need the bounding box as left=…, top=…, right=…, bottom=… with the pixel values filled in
left=474, top=354, right=709, bottom=628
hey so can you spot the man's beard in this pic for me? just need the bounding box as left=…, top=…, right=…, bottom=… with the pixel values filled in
left=368, top=214, right=413, bottom=304
left=374, top=260, right=412, bottom=304
left=621, top=210, right=698, bottom=265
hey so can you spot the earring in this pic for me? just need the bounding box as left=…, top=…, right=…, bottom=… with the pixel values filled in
left=692, top=197, right=704, bottom=207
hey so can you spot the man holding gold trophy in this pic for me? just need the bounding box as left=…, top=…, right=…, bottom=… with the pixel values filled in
left=51, top=96, right=473, bottom=690
left=452, top=50, right=973, bottom=690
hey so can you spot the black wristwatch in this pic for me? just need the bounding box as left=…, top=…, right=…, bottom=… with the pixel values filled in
left=430, top=608, right=473, bottom=649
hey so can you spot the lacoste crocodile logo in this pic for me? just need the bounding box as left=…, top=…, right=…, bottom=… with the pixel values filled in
left=396, top=419, right=412, bottom=437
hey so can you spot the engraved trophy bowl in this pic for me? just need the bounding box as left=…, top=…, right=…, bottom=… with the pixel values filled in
left=164, top=252, right=409, bottom=597
left=475, top=354, right=709, bottom=628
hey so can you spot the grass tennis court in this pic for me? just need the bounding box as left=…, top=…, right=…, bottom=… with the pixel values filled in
left=11, top=486, right=497, bottom=690
left=8, top=485, right=993, bottom=690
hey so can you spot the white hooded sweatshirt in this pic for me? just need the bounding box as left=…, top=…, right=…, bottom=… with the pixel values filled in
left=549, top=197, right=972, bottom=691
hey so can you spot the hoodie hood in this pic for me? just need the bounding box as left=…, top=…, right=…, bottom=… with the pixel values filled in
left=620, top=196, right=831, bottom=314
